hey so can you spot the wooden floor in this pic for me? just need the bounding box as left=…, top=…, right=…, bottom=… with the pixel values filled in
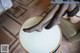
left=0, top=0, right=80, bottom=53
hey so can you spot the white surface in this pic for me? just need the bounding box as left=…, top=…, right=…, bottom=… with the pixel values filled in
left=19, top=16, right=62, bottom=53
left=0, top=0, right=13, bottom=13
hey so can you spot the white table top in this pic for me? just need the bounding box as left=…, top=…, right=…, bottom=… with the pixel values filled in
left=19, top=16, right=62, bottom=53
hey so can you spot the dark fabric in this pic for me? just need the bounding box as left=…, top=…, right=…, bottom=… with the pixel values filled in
left=67, top=6, right=79, bottom=17
left=63, top=5, right=79, bottom=16
left=76, top=0, right=80, bottom=1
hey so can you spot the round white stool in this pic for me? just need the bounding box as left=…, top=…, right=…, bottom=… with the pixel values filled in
left=19, top=16, right=62, bottom=53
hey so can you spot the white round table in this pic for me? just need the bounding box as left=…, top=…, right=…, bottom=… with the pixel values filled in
left=19, top=16, right=62, bottom=53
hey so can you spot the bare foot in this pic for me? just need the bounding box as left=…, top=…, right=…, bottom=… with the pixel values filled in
left=69, top=10, right=80, bottom=24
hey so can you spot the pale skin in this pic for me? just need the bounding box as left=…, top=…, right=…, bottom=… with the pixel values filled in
left=63, top=10, right=80, bottom=24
